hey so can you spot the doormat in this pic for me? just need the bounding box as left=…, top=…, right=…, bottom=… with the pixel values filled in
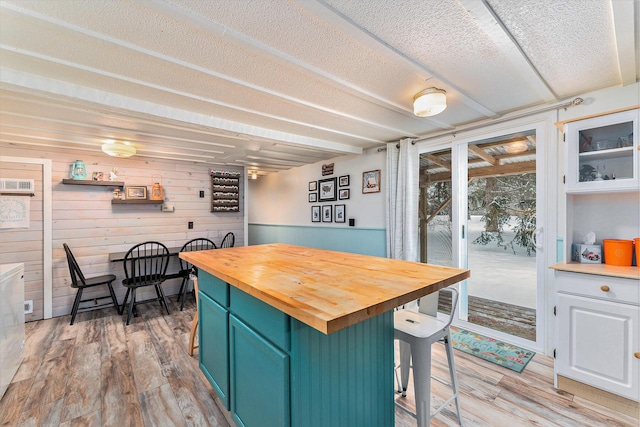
left=449, top=326, right=535, bottom=373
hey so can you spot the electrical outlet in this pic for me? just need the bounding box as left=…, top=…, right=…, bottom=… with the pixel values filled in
left=188, top=221, right=194, bottom=229
left=24, top=300, right=33, bottom=314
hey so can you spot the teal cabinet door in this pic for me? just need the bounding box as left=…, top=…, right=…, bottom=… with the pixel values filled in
left=199, top=291, right=230, bottom=409
left=229, top=315, right=290, bottom=427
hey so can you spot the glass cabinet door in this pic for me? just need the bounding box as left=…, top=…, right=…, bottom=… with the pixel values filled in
left=565, top=109, right=639, bottom=193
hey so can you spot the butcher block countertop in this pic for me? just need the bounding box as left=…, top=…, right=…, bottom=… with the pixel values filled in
left=180, top=243, right=470, bottom=334
left=550, top=262, right=639, bottom=280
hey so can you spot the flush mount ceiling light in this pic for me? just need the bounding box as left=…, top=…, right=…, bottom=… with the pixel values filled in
left=101, top=141, right=136, bottom=158
left=413, top=87, right=447, bottom=117
left=251, top=171, right=258, bottom=180
left=504, top=141, right=528, bottom=154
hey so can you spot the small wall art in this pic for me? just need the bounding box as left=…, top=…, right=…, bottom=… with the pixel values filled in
left=339, top=189, right=350, bottom=200
left=339, top=175, right=350, bottom=187
left=311, top=206, right=320, bottom=222
left=125, top=186, right=147, bottom=199
left=362, top=169, right=381, bottom=194
left=335, top=204, right=345, bottom=223
left=322, top=205, right=332, bottom=222
left=309, top=181, right=317, bottom=191
left=308, top=193, right=317, bottom=203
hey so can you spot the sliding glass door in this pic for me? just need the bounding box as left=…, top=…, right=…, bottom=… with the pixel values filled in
left=419, top=124, right=546, bottom=350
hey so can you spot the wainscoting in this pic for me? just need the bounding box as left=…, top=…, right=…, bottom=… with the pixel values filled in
left=248, top=223, right=386, bottom=256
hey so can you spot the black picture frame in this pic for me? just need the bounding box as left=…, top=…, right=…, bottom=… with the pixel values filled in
left=322, top=205, right=332, bottom=222
left=308, top=181, right=317, bottom=191
left=338, top=189, right=350, bottom=200
left=339, top=175, right=350, bottom=187
left=311, top=206, right=320, bottom=222
left=318, top=177, right=337, bottom=201
left=308, top=193, right=317, bottom=203
left=335, top=204, right=346, bottom=223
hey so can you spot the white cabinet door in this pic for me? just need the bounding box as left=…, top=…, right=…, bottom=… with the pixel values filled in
left=564, top=109, right=639, bottom=193
left=557, top=293, right=639, bottom=400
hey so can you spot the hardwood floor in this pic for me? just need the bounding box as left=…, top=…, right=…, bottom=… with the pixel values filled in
left=1, top=295, right=637, bottom=427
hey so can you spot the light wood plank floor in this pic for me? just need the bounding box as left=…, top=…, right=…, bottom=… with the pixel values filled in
left=1, top=295, right=637, bottom=427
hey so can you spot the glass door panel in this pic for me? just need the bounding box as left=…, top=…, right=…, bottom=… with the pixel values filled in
left=465, top=132, right=537, bottom=341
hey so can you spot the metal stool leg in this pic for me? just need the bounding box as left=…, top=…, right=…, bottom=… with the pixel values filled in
left=411, top=341, right=432, bottom=427
left=444, top=335, right=464, bottom=425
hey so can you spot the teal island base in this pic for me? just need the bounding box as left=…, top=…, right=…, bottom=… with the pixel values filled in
left=197, top=271, right=395, bottom=427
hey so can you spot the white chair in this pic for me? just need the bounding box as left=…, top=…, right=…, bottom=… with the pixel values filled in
left=394, top=287, right=463, bottom=427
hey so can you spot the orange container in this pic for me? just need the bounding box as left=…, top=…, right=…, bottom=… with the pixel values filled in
left=603, top=239, right=633, bottom=266
left=635, top=238, right=640, bottom=266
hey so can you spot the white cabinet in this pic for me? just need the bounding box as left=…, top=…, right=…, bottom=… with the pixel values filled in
left=555, top=271, right=639, bottom=401
left=564, top=109, right=639, bottom=193
left=0, top=263, right=25, bottom=399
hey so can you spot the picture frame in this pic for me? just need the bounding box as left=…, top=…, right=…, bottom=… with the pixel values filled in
left=92, top=172, right=103, bottom=181
left=338, top=189, right=350, bottom=200
left=318, top=177, right=337, bottom=202
left=308, top=193, right=317, bottom=203
left=311, top=206, right=320, bottom=222
left=334, top=204, right=345, bottom=223
left=308, top=181, right=317, bottom=191
left=125, top=186, right=147, bottom=199
left=322, top=205, right=332, bottom=222
left=339, top=175, right=350, bottom=187
left=362, top=169, right=381, bottom=194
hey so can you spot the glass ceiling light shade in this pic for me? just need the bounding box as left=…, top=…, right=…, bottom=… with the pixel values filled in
left=413, top=87, right=447, bottom=117
left=504, top=141, right=528, bottom=154
left=101, top=141, right=136, bottom=158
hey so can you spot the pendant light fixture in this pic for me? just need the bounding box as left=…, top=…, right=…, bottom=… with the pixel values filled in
left=101, top=141, right=136, bottom=158
left=413, top=87, right=447, bottom=117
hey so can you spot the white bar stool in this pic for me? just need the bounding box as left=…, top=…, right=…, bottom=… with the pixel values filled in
left=394, top=288, right=463, bottom=427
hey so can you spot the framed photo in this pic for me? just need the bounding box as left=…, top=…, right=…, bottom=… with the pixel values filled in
left=308, top=193, right=317, bottom=203
left=311, top=206, right=320, bottom=222
left=322, top=205, right=332, bottom=222
left=308, top=181, right=317, bottom=191
left=335, top=204, right=346, bottom=223
left=125, top=186, right=147, bottom=199
left=339, top=189, right=350, bottom=200
left=339, top=175, right=350, bottom=187
left=318, top=177, right=337, bottom=201
left=362, top=169, right=381, bottom=194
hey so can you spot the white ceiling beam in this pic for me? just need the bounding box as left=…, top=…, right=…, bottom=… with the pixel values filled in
left=0, top=68, right=363, bottom=155
left=0, top=2, right=412, bottom=139
left=294, top=0, right=498, bottom=119
left=460, top=0, right=557, bottom=102
left=138, top=0, right=426, bottom=129
left=610, top=0, right=637, bottom=86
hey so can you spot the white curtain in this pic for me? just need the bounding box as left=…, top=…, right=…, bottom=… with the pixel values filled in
left=385, top=138, right=419, bottom=262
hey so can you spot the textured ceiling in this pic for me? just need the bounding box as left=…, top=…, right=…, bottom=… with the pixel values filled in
left=0, top=0, right=637, bottom=174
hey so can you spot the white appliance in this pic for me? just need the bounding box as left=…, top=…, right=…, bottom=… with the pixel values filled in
left=0, top=263, right=25, bottom=399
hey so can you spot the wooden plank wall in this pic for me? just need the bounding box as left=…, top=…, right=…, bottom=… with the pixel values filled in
left=0, top=161, right=44, bottom=321
left=0, top=144, right=244, bottom=322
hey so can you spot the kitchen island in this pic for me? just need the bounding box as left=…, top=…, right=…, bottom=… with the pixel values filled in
left=180, top=243, right=470, bottom=427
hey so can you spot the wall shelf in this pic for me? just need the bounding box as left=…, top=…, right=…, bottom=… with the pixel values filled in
left=62, top=179, right=124, bottom=187
left=111, top=199, right=163, bottom=205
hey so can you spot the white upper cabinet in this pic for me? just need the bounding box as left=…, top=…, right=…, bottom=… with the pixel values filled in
left=564, top=109, right=639, bottom=193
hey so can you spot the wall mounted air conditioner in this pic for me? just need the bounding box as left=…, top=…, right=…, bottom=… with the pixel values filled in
left=0, top=179, right=34, bottom=193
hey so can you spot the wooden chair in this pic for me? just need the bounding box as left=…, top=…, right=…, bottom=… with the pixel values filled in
left=394, top=287, right=463, bottom=427
left=188, top=276, right=199, bottom=356
left=63, top=243, right=120, bottom=325
left=177, top=238, right=216, bottom=311
left=121, top=241, right=171, bottom=325
left=219, top=231, right=235, bottom=248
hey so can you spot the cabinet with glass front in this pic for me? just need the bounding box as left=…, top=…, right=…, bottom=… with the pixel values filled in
left=564, top=109, right=638, bottom=193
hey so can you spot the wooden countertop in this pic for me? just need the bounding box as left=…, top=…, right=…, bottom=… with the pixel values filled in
left=180, top=243, right=470, bottom=334
left=550, top=262, right=639, bottom=280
